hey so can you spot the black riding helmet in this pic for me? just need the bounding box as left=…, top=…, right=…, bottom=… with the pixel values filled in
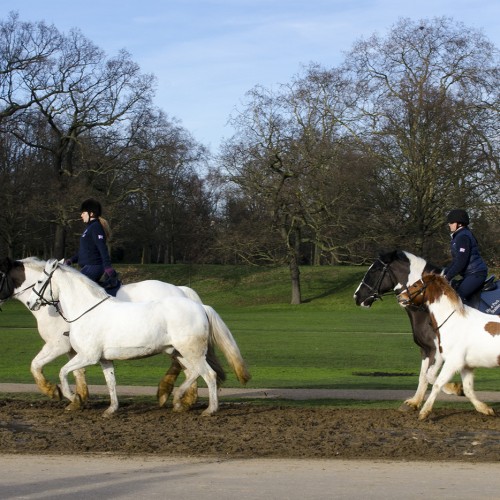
left=80, top=198, right=102, bottom=218
left=446, top=209, right=469, bottom=226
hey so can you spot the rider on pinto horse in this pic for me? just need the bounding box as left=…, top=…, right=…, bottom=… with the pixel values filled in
left=444, top=209, right=488, bottom=306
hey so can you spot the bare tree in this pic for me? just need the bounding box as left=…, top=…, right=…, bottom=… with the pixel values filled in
left=2, top=25, right=156, bottom=257
left=221, top=65, right=366, bottom=303
left=0, top=12, right=62, bottom=121
left=344, top=17, right=500, bottom=258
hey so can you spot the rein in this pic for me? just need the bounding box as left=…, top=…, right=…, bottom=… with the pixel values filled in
left=32, top=267, right=110, bottom=323
left=401, top=279, right=456, bottom=353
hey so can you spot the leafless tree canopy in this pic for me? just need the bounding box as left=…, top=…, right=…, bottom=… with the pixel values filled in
left=1, top=13, right=498, bottom=303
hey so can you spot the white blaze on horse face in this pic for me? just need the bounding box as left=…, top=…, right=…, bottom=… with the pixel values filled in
left=404, top=251, right=427, bottom=287
left=353, top=262, right=375, bottom=298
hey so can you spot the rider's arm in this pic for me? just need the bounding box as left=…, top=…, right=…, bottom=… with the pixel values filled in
left=445, top=233, right=471, bottom=281
left=90, top=224, right=113, bottom=271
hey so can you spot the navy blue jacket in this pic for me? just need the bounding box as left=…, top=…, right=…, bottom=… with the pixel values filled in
left=445, top=226, right=487, bottom=281
left=70, top=219, right=112, bottom=269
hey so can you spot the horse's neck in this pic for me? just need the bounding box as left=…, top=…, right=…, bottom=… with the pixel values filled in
left=428, top=295, right=460, bottom=324
left=55, top=271, right=106, bottom=314
left=404, top=253, right=427, bottom=286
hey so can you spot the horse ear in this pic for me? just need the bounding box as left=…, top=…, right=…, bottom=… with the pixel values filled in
left=47, top=258, right=59, bottom=271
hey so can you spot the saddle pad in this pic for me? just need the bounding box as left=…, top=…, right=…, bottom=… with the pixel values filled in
left=479, top=282, right=500, bottom=314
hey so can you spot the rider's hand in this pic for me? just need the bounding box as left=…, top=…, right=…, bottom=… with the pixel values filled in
left=103, top=268, right=119, bottom=289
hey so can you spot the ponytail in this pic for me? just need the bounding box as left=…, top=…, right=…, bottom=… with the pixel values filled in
left=99, top=217, right=112, bottom=241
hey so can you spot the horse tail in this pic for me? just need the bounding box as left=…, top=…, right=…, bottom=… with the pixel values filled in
left=206, top=343, right=227, bottom=385
left=203, top=305, right=251, bottom=385
left=179, top=286, right=203, bottom=303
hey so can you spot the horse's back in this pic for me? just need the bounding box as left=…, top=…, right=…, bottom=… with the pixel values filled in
left=109, top=296, right=208, bottom=339
left=117, top=280, right=186, bottom=301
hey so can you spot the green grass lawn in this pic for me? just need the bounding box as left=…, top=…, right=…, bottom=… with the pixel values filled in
left=0, top=263, right=499, bottom=392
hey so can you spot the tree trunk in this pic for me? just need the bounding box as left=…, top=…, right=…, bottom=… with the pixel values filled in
left=141, top=245, right=151, bottom=264
left=54, top=224, right=66, bottom=260
left=289, top=228, right=302, bottom=304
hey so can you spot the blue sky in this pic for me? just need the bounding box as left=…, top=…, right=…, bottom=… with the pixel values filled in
left=4, top=1, right=500, bottom=152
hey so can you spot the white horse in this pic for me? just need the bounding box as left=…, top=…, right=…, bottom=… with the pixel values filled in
left=27, top=259, right=250, bottom=417
left=398, top=273, right=500, bottom=420
left=0, top=257, right=239, bottom=408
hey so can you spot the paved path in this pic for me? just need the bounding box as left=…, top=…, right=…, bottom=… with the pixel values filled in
left=2, top=383, right=500, bottom=402
left=1, top=454, right=500, bottom=499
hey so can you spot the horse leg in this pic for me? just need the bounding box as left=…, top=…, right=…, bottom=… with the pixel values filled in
left=72, top=366, right=89, bottom=403
left=99, top=360, right=119, bottom=418
left=425, top=351, right=463, bottom=397
left=172, top=342, right=226, bottom=410
left=30, top=344, right=64, bottom=401
left=461, top=368, right=495, bottom=416
left=157, top=357, right=198, bottom=409
left=419, top=360, right=460, bottom=420
left=170, top=343, right=226, bottom=410
left=59, top=354, right=94, bottom=412
left=173, top=357, right=217, bottom=416
left=400, top=357, right=430, bottom=411
left=199, top=360, right=218, bottom=416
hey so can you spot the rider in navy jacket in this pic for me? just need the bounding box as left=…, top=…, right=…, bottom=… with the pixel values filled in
left=444, top=209, right=487, bottom=303
left=66, top=199, right=118, bottom=287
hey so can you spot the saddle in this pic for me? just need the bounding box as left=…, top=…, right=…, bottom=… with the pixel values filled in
left=98, top=273, right=122, bottom=297
left=465, top=275, right=500, bottom=314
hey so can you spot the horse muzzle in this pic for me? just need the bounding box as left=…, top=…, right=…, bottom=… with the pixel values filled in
left=27, top=298, right=41, bottom=311
left=397, top=292, right=411, bottom=307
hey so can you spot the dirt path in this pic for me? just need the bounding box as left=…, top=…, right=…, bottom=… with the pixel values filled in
left=2, top=388, right=500, bottom=462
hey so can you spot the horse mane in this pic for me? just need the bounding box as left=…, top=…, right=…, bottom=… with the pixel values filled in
left=59, top=264, right=109, bottom=299
left=21, top=257, right=46, bottom=271
left=423, top=274, right=465, bottom=316
left=401, top=251, right=442, bottom=274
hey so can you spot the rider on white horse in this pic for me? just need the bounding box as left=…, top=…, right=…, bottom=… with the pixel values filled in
left=65, top=199, right=120, bottom=293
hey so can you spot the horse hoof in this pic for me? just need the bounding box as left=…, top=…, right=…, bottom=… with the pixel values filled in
left=50, top=386, right=63, bottom=402
left=158, top=393, right=169, bottom=408
left=478, top=407, right=496, bottom=417
left=201, top=409, right=215, bottom=417
left=398, top=402, right=418, bottom=413
left=418, top=411, right=431, bottom=421
left=65, top=394, right=83, bottom=412
left=102, top=409, right=116, bottom=418
left=173, top=403, right=189, bottom=413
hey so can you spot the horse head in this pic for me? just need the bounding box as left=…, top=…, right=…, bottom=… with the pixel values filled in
left=354, top=251, right=405, bottom=307
left=0, top=257, right=28, bottom=302
left=397, top=274, right=457, bottom=309
left=27, top=259, right=60, bottom=311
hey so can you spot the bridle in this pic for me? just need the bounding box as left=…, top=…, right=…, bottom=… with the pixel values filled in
left=359, top=259, right=401, bottom=302
left=31, top=266, right=110, bottom=323
left=0, top=268, right=36, bottom=310
left=398, top=277, right=456, bottom=353
left=0, top=271, right=8, bottom=310
left=397, top=278, right=428, bottom=310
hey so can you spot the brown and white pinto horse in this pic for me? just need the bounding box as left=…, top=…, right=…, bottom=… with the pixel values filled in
left=354, top=250, right=464, bottom=411
left=398, top=273, right=500, bottom=420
